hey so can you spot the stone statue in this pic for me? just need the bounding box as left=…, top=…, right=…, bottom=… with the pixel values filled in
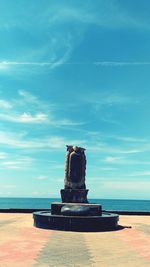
left=60, top=145, right=88, bottom=203
left=64, top=145, right=86, bottom=189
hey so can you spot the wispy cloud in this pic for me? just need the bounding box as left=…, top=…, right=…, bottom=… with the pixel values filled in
left=102, top=155, right=150, bottom=166
left=94, top=167, right=117, bottom=171
left=1, top=157, right=33, bottom=169
left=0, top=111, right=83, bottom=126
left=83, top=92, right=138, bottom=110
left=0, top=0, right=148, bottom=31
left=0, top=1, right=149, bottom=81
left=36, top=175, right=49, bottom=180
left=94, top=61, right=150, bottom=67
left=1, top=60, right=150, bottom=69
left=0, top=152, right=7, bottom=159
left=0, top=61, right=64, bottom=73
left=129, top=171, right=150, bottom=177
left=0, top=112, right=48, bottom=124
left=105, top=181, right=150, bottom=191
left=103, top=156, right=123, bottom=163
left=17, top=89, right=55, bottom=113
left=0, top=112, right=48, bottom=123
left=0, top=90, right=83, bottom=126
left=50, top=44, right=72, bottom=69
left=0, top=41, right=72, bottom=72
left=0, top=130, right=85, bottom=150
left=0, top=90, right=51, bottom=124
left=86, top=132, right=148, bottom=156
left=108, top=135, right=146, bottom=143
left=0, top=99, right=12, bottom=109
left=0, top=60, right=72, bottom=68
left=88, top=143, right=144, bottom=155
left=47, top=1, right=149, bottom=30
left=1, top=185, right=17, bottom=189
left=18, top=90, right=38, bottom=103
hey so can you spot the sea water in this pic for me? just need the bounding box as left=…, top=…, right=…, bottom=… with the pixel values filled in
left=0, top=197, right=150, bottom=211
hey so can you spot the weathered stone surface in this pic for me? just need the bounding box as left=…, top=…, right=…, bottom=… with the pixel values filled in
left=33, top=211, right=119, bottom=231
left=61, top=189, right=88, bottom=203
left=51, top=202, right=102, bottom=216
left=61, top=205, right=91, bottom=216
left=64, top=145, right=86, bottom=190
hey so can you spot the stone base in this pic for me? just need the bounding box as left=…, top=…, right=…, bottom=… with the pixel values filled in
left=33, top=211, right=119, bottom=232
left=51, top=202, right=102, bottom=216
left=60, top=189, right=88, bottom=203
left=33, top=201, right=119, bottom=232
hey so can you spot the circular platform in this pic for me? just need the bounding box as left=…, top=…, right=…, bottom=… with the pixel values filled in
left=33, top=211, right=119, bottom=232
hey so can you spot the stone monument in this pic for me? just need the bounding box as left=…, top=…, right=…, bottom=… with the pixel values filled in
left=61, top=145, right=88, bottom=203
left=33, top=145, right=119, bottom=231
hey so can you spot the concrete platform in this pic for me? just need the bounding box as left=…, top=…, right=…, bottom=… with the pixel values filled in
left=0, top=213, right=150, bottom=266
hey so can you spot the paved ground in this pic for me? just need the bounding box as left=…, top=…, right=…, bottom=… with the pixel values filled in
left=0, top=213, right=149, bottom=267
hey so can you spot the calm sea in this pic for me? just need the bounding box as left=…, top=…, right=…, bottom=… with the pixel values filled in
left=0, top=197, right=150, bottom=211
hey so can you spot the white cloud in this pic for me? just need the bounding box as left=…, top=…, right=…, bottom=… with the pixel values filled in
left=0, top=90, right=50, bottom=124
left=55, top=119, right=84, bottom=126
left=18, top=89, right=37, bottom=102
left=0, top=99, right=12, bottom=109
left=0, top=62, right=8, bottom=70
left=116, top=149, right=143, bottom=154
left=0, top=61, right=61, bottom=67
left=36, top=175, right=49, bottom=180
left=0, top=90, right=83, bottom=126
left=103, top=156, right=123, bottom=163
left=0, top=54, right=72, bottom=72
left=0, top=112, right=83, bottom=126
left=19, top=112, right=47, bottom=123
left=0, top=112, right=49, bottom=123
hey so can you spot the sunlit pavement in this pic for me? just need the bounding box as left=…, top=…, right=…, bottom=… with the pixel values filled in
left=0, top=213, right=149, bottom=267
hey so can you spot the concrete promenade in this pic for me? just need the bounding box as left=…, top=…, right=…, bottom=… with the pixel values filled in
left=0, top=213, right=149, bottom=267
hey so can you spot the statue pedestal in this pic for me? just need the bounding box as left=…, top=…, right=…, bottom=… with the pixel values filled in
left=51, top=202, right=102, bottom=216
left=60, top=189, right=89, bottom=203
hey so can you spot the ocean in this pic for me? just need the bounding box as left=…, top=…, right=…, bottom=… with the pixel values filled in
left=0, top=197, right=150, bottom=211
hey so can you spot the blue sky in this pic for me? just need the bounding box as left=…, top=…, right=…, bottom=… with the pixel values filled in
left=0, top=0, right=150, bottom=199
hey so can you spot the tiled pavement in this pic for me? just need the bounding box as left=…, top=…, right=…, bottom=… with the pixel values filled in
left=0, top=213, right=149, bottom=267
